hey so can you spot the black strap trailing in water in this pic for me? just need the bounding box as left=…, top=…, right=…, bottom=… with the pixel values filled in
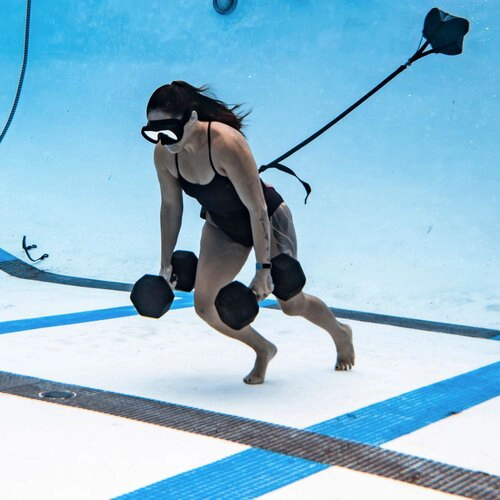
left=259, top=8, right=469, bottom=204
left=259, top=162, right=312, bottom=204
left=22, top=236, right=49, bottom=263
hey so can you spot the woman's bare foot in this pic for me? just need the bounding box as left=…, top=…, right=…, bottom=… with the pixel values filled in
left=244, top=342, right=278, bottom=384
left=333, top=322, right=355, bottom=371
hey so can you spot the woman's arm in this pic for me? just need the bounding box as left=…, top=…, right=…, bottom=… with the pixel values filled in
left=154, top=144, right=183, bottom=275
left=212, top=124, right=271, bottom=266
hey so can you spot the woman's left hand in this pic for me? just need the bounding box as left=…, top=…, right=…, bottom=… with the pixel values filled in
left=249, top=270, right=274, bottom=302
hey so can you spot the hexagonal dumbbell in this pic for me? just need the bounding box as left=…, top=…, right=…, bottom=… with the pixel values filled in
left=214, top=254, right=306, bottom=330
left=130, top=274, right=175, bottom=319
left=130, top=250, right=198, bottom=318
left=270, top=253, right=306, bottom=301
left=214, top=281, right=259, bottom=330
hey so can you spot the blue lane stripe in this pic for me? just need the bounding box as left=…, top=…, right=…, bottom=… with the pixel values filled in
left=116, top=362, right=500, bottom=499
left=0, top=294, right=194, bottom=335
left=307, top=362, right=500, bottom=444
left=3, top=246, right=499, bottom=339
left=124, top=451, right=327, bottom=500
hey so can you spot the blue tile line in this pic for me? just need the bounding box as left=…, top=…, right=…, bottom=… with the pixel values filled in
left=3, top=246, right=499, bottom=339
left=123, top=451, right=326, bottom=500
left=0, top=295, right=277, bottom=335
left=0, top=295, right=194, bottom=335
left=115, top=362, right=500, bottom=499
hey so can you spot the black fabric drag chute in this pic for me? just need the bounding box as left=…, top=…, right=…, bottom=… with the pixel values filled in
left=259, top=8, right=470, bottom=202
left=423, top=8, right=469, bottom=56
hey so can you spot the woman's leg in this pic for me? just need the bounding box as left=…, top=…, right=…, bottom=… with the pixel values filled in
left=194, top=220, right=277, bottom=384
left=270, top=203, right=355, bottom=370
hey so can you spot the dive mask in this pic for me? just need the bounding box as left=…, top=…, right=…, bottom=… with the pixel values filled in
left=141, top=110, right=191, bottom=145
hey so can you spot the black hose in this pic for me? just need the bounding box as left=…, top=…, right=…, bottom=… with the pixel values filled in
left=0, top=0, right=32, bottom=145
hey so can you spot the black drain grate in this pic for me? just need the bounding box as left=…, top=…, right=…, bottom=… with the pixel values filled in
left=1, top=370, right=498, bottom=499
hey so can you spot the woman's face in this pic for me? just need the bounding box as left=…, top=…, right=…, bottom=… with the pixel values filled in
left=147, top=109, right=197, bottom=154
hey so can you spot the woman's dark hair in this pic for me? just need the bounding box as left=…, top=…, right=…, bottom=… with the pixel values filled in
left=146, top=81, right=250, bottom=136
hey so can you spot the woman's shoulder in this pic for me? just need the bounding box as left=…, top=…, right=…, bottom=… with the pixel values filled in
left=209, top=121, right=248, bottom=153
left=208, top=121, right=256, bottom=178
left=210, top=120, right=244, bottom=138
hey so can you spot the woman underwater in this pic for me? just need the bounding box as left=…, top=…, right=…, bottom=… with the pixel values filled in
left=142, top=81, right=354, bottom=384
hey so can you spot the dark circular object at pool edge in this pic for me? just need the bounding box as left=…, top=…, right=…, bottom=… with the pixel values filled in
left=213, top=0, right=238, bottom=15
left=39, top=390, right=77, bottom=400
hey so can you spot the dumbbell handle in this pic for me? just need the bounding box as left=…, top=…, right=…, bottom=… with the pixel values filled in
left=170, top=250, right=198, bottom=292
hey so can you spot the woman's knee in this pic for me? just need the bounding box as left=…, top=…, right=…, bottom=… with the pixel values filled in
left=194, top=292, right=218, bottom=324
left=194, top=293, right=211, bottom=318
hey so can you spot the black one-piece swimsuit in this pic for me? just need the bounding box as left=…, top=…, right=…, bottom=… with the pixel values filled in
left=175, top=122, right=284, bottom=247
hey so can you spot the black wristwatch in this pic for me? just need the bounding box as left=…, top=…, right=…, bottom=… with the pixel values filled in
left=256, top=262, right=272, bottom=270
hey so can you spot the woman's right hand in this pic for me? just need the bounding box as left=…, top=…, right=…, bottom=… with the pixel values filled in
left=159, top=265, right=177, bottom=290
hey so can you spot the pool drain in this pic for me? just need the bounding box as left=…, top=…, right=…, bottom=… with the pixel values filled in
left=39, top=390, right=77, bottom=400
left=213, top=0, right=237, bottom=15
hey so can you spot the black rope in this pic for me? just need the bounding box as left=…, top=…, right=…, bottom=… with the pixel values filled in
left=265, top=41, right=432, bottom=168
left=258, top=42, right=434, bottom=203
left=0, top=0, right=32, bottom=145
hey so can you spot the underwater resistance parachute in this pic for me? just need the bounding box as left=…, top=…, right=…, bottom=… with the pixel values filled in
left=259, top=7, right=470, bottom=203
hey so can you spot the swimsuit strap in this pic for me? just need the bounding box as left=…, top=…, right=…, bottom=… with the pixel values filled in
left=207, top=122, right=217, bottom=174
